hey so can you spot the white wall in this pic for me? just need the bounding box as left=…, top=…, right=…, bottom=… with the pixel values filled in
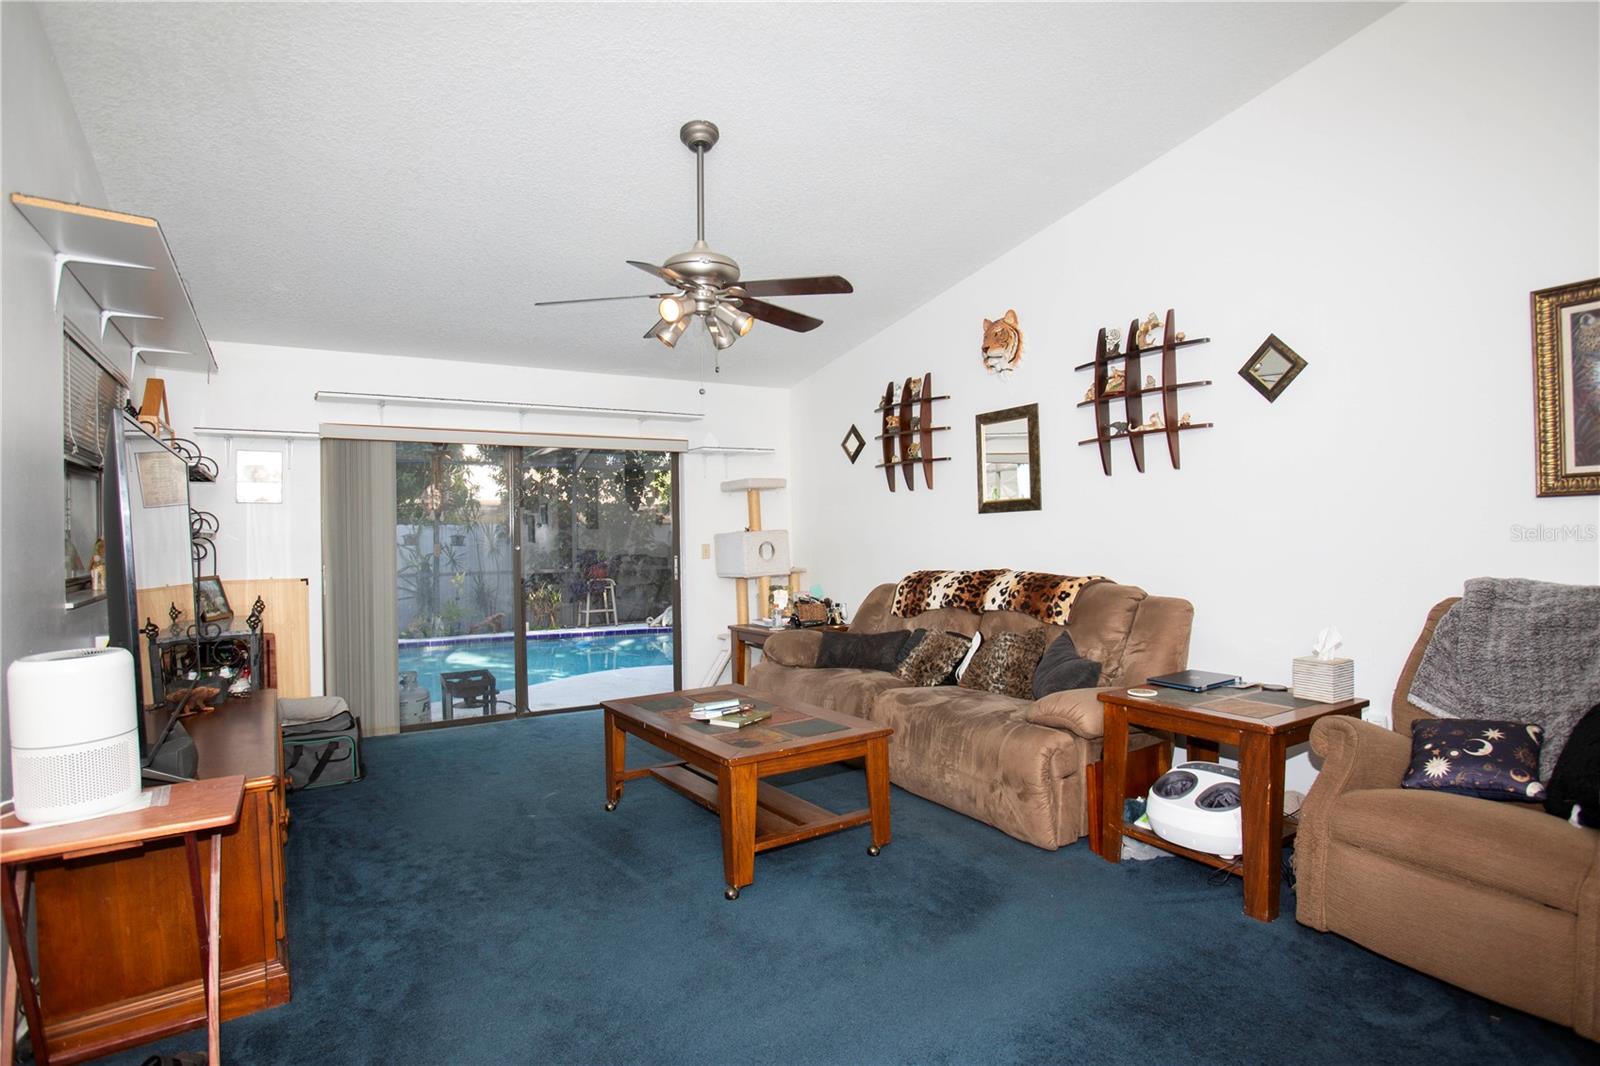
left=145, top=341, right=791, bottom=697
left=0, top=3, right=133, bottom=790
left=788, top=2, right=1600, bottom=787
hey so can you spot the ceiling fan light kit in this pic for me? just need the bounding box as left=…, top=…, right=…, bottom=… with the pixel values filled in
left=536, top=120, right=853, bottom=359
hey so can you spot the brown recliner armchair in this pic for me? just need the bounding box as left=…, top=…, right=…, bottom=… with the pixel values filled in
left=1295, top=599, right=1600, bottom=1040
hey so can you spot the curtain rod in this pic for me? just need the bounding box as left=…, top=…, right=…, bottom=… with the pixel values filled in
left=193, top=426, right=319, bottom=439
left=313, top=390, right=705, bottom=422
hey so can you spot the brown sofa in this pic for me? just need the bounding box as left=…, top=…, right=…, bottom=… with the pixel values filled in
left=749, top=579, right=1193, bottom=849
left=1296, top=598, right=1600, bottom=1040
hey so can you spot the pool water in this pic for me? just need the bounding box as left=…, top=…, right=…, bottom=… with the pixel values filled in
left=398, top=631, right=673, bottom=702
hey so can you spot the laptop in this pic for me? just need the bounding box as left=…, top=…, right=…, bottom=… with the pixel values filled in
left=1148, top=670, right=1242, bottom=692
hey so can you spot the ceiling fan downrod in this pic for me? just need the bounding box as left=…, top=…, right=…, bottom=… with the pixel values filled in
left=680, top=120, right=719, bottom=243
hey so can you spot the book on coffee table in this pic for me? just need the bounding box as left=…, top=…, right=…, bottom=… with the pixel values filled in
left=707, top=707, right=773, bottom=729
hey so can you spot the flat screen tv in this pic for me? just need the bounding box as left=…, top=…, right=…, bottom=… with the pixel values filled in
left=102, top=413, right=200, bottom=778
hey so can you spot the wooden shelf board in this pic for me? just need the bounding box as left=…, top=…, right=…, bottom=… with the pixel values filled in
left=11, top=193, right=216, bottom=375
left=872, top=426, right=949, bottom=440
left=872, top=457, right=951, bottom=470
left=1077, top=423, right=1213, bottom=446
left=1074, top=337, right=1210, bottom=372
left=1076, top=381, right=1212, bottom=408
left=872, top=396, right=949, bottom=413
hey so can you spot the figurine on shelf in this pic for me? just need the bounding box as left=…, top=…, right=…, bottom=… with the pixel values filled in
left=1109, top=421, right=1130, bottom=436
left=89, top=538, right=106, bottom=592
left=1144, top=374, right=1157, bottom=389
left=1103, top=327, right=1122, bottom=350
left=1082, top=382, right=1096, bottom=403
left=1135, top=312, right=1161, bottom=348
left=981, top=310, right=1024, bottom=375
left=1104, top=367, right=1126, bottom=394
left=907, top=441, right=922, bottom=460
left=1175, top=331, right=1186, bottom=342
left=885, top=414, right=900, bottom=432
left=1179, top=412, right=1193, bottom=426
left=905, top=376, right=923, bottom=400
left=1143, top=412, right=1164, bottom=431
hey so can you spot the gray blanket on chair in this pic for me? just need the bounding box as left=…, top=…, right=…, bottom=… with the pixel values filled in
left=1409, top=577, right=1600, bottom=780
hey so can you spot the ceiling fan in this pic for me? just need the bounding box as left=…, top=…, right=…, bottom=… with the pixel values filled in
left=535, top=120, right=853, bottom=352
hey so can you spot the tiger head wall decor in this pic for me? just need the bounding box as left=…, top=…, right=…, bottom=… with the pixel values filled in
left=981, top=310, right=1024, bottom=375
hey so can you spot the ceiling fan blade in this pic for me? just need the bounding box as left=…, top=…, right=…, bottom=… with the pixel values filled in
left=731, top=275, right=854, bottom=298
left=626, top=260, right=687, bottom=286
left=534, top=293, right=668, bottom=307
left=733, top=296, right=823, bottom=333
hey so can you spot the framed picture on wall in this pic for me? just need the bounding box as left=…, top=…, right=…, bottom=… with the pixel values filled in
left=1531, top=277, right=1600, bottom=496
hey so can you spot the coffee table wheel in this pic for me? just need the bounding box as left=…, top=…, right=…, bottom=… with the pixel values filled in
left=724, top=886, right=740, bottom=901
left=604, top=799, right=618, bottom=812
left=867, top=844, right=882, bottom=857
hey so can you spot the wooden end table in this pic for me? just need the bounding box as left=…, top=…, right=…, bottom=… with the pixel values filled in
left=602, top=685, right=891, bottom=900
left=727, top=623, right=847, bottom=684
left=1094, top=686, right=1367, bottom=921
left=1, top=775, right=246, bottom=1065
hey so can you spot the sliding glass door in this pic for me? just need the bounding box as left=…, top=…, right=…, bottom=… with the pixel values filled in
left=394, top=440, right=678, bottom=729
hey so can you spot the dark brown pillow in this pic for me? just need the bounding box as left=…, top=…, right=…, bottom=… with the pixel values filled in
left=815, top=630, right=911, bottom=672
left=959, top=629, right=1049, bottom=699
left=893, top=631, right=971, bottom=687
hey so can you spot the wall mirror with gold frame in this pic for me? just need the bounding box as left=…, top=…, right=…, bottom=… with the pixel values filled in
left=976, top=404, right=1040, bottom=513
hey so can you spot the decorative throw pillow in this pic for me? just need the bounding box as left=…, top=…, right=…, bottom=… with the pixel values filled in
left=954, top=630, right=983, bottom=680
left=982, top=570, right=1105, bottom=627
left=893, top=631, right=971, bottom=687
left=1544, top=701, right=1600, bottom=828
left=958, top=629, right=1049, bottom=699
left=1401, top=719, right=1547, bottom=802
left=815, top=630, right=911, bottom=672
left=895, top=629, right=930, bottom=666
left=1032, top=631, right=1102, bottom=699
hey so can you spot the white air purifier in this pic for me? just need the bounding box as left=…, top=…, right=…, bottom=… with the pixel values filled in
left=1144, top=761, right=1243, bottom=859
left=7, top=647, right=142, bottom=825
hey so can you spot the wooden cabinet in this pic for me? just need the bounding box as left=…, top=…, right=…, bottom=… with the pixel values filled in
left=31, top=691, right=290, bottom=1064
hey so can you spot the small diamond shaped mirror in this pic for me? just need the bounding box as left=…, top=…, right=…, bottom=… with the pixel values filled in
left=1239, top=334, right=1307, bottom=402
left=840, top=424, right=865, bottom=464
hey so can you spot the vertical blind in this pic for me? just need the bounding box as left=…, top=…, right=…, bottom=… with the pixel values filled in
left=321, top=439, right=400, bottom=735
left=63, top=333, right=124, bottom=467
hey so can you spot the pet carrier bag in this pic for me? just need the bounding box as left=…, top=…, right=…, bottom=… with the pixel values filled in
left=281, top=707, right=363, bottom=790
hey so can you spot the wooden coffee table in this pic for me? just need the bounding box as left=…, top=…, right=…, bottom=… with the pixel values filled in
left=1095, top=685, right=1367, bottom=922
left=602, top=685, right=892, bottom=899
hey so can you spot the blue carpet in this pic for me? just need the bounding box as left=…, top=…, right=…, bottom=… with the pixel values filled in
left=105, top=711, right=1592, bottom=1065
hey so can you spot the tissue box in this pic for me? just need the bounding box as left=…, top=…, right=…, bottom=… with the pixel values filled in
left=1291, top=656, right=1355, bottom=703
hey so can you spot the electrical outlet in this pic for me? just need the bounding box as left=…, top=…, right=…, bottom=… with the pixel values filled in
left=700, top=543, right=711, bottom=559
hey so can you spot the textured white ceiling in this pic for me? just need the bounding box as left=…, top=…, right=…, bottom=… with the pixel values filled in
left=38, top=2, right=1391, bottom=387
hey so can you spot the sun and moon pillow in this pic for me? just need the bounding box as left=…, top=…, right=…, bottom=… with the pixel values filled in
left=890, top=569, right=1105, bottom=626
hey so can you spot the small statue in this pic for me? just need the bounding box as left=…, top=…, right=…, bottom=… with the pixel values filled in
left=884, top=414, right=900, bottom=432
left=1103, top=327, right=1122, bottom=350
left=1144, top=374, right=1157, bottom=389
left=1143, top=412, right=1164, bottom=430
left=1179, top=412, right=1193, bottom=426
left=1109, top=421, right=1130, bottom=436
left=907, top=441, right=922, bottom=460
left=1175, top=331, right=1186, bottom=342
left=1104, top=367, right=1126, bottom=394
left=1082, top=382, right=1096, bottom=403
left=1135, top=312, right=1161, bottom=348
left=905, top=376, right=923, bottom=400
left=981, top=310, right=1024, bottom=374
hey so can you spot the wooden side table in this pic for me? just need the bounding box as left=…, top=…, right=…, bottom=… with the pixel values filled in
left=728, top=623, right=847, bottom=684
left=1, top=775, right=246, bottom=1064
left=1094, top=686, right=1367, bottom=921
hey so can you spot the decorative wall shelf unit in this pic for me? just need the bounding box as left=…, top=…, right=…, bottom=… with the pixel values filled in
left=11, top=193, right=216, bottom=375
left=1078, top=309, right=1211, bottom=475
left=872, top=373, right=949, bottom=491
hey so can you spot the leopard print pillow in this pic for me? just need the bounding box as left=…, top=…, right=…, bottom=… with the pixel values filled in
left=893, top=631, right=972, bottom=687
left=892, top=569, right=1008, bottom=616
left=982, top=570, right=1104, bottom=627
left=958, top=628, right=1049, bottom=699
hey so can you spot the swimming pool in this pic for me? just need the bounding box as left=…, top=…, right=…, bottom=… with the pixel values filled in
left=398, top=629, right=673, bottom=702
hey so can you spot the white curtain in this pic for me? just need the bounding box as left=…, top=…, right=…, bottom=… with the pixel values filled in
left=321, top=439, right=399, bottom=735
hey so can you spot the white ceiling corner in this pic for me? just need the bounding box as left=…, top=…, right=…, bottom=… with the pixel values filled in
left=37, top=1, right=1394, bottom=387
